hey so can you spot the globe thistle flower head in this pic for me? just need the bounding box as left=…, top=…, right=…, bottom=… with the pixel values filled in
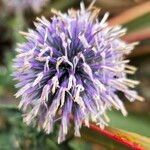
left=3, top=0, right=48, bottom=13
left=13, top=2, right=143, bottom=143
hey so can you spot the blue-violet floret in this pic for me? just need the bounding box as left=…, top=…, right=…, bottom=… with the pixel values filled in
left=13, top=2, right=143, bottom=143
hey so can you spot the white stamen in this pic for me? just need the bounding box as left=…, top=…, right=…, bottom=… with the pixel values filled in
left=56, top=57, right=64, bottom=72
left=80, top=2, right=85, bottom=14
left=68, top=74, right=76, bottom=90
left=100, top=12, right=109, bottom=25
left=44, top=28, right=48, bottom=43
left=104, top=113, right=110, bottom=122
left=83, top=63, right=93, bottom=79
left=74, top=84, right=85, bottom=108
left=78, top=32, right=91, bottom=48
left=44, top=56, right=50, bottom=72
left=125, top=70, right=135, bottom=74
left=73, top=56, right=79, bottom=72
left=32, top=72, right=44, bottom=87
left=18, top=63, right=31, bottom=72
left=15, top=83, right=31, bottom=98
left=84, top=115, right=89, bottom=127
left=40, top=84, right=50, bottom=102
left=36, top=16, right=49, bottom=27
left=51, top=76, right=59, bottom=94
left=59, top=32, right=68, bottom=57
left=35, top=56, right=48, bottom=62
left=94, top=94, right=101, bottom=110
left=125, top=65, right=137, bottom=72
left=94, top=79, right=106, bottom=91
left=101, top=65, right=123, bottom=72
left=78, top=52, right=85, bottom=62
left=62, top=118, right=68, bottom=134
left=60, top=88, right=66, bottom=107
left=43, top=113, right=53, bottom=134
left=38, top=47, right=51, bottom=57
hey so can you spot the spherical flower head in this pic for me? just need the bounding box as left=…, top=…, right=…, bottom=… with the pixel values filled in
left=3, top=0, right=48, bottom=13
left=13, top=2, right=143, bottom=143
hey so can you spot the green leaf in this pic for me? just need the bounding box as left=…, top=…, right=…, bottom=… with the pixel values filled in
left=124, top=13, right=150, bottom=33
left=108, top=111, right=150, bottom=137
left=69, top=139, right=92, bottom=150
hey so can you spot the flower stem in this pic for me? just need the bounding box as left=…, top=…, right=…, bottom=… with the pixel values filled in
left=89, top=124, right=144, bottom=150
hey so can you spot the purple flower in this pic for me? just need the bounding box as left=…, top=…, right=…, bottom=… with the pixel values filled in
left=13, top=2, right=143, bottom=143
left=3, top=0, right=48, bottom=13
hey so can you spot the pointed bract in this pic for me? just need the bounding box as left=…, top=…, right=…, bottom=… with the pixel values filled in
left=13, top=2, right=143, bottom=143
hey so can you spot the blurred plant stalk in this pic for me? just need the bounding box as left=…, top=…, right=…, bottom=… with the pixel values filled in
left=89, top=0, right=149, bottom=14
left=108, top=1, right=150, bottom=26
left=123, top=27, right=150, bottom=43
left=86, top=124, right=150, bottom=150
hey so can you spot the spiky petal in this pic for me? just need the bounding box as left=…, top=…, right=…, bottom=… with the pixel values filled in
left=13, top=2, right=143, bottom=143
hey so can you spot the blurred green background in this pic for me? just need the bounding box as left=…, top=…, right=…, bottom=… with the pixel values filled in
left=0, top=0, right=150, bottom=149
